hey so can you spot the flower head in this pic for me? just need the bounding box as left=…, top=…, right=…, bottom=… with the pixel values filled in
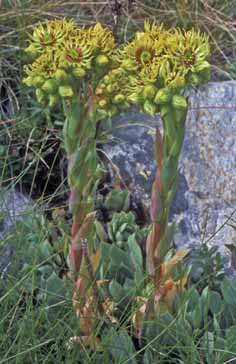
left=89, top=23, right=116, bottom=56
left=23, top=50, right=59, bottom=84
left=57, top=36, right=92, bottom=76
left=25, top=19, right=76, bottom=57
left=166, top=29, right=210, bottom=76
left=117, top=32, right=162, bottom=72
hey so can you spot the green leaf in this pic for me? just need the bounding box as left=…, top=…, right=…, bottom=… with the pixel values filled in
left=109, top=280, right=125, bottom=302
left=201, top=332, right=215, bottom=364
left=160, top=157, right=176, bottom=186
left=221, top=278, right=236, bottom=305
left=192, top=305, right=202, bottom=329
left=159, top=224, right=175, bottom=259
left=110, top=244, right=133, bottom=272
left=105, top=190, right=130, bottom=212
left=187, top=288, right=200, bottom=311
left=226, top=325, right=236, bottom=341
left=127, top=234, right=143, bottom=269
left=209, top=290, right=222, bottom=315
left=39, top=241, right=53, bottom=261
left=41, top=272, right=67, bottom=305
left=213, top=316, right=223, bottom=338
left=95, top=220, right=108, bottom=242
left=225, top=243, right=236, bottom=269
left=103, top=328, right=138, bottom=364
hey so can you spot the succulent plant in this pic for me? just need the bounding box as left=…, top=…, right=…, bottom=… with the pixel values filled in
left=21, top=212, right=70, bottom=308
left=23, top=19, right=211, bottom=348
left=143, top=276, right=236, bottom=363
left=190, top=243, right=227, bottom=290
left=107, top=211, right=143, bottom=248
left=2, top=207, right=71, bottom=320
left=100, top=240, right=144, bottom=319
left=104, top=189, right=130, bottom=213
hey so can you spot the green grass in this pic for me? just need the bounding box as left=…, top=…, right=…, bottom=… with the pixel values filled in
left=0, top=209, right=76, bottom=363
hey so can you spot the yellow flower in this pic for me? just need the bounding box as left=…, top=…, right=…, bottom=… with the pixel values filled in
left=166, top=28, right=210, bottom=73
left=57, top=36, right=92, bottom=75
left=144, top=20, right=164, bottom=34
left=89, top=23, right=116, bottom=56
left=143, top=20, right=171, bottom=44
left=164, top=68, right=186, bottom=89
left=26, top=19, right=76, bottom=56
left=23, top=50, right=59, bottom=84
left=118, top=32, right=161, bottom=71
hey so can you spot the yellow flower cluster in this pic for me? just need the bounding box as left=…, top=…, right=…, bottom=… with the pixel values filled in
left=24, top=19, right=210, bottom=115
left=96, top=21, right=210, bottom=117
left=23, top=19, right=116, bottom=106
left=95, top=68, right=132, bottom=117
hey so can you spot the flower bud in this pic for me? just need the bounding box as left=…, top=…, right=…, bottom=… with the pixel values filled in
left=195, top=61, right=210, bottom=74
left=143, top=100, right=157, bottom=117
left=32, top=76, right=44, bottom=87
left=42, top=79, right=58, bottom=94
left=59, top=85, right=74, bottom=97
left=95, top=87, right=103, bottom=96
left=23, top=76, right=34, bottom=87
left=195, top=61, right=211, bottom=82
left=113, top=94, right=125, bottom=104
left=143, top=85, right=157, bottom=100
left=49, top=95, right=59, bottom=108
left=96, top=108, right=108, bottom=120
left=154, top=88, right=172, bottom=104
left=122, top=59, right=137, bottom=71
left=127, top=93, right=142, bottom=105
left=108, top=105, right=118, bottom=117
left=35, top=89, right=45, bottom=103
left=103, top=75, right=110, bottom=84
left=106, top=84, right=114, bottom=94
left=55, top=69, right=68, bottom=82
left=172, top=95, right=187, bottom=110
left=25, top=44, right=38, bottom=58
left=98, top=99, right=108, bottom=108
left=72, top=67, right=86, bottom=78
left=119, top=101, right=130, bottom=110
left=95, top=54, right=109, bottom=67
left=188, top=73, right=200, bottom=86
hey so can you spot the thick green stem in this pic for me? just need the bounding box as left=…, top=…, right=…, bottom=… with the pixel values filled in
left=146, top=98, right=188, bottom=312
left=63, top=95, right=100, bottom=281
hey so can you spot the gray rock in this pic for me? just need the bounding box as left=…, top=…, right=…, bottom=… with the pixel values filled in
left=104, top=81, right=236, bottom=258
left=0, top=189, right=32, bottom=277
